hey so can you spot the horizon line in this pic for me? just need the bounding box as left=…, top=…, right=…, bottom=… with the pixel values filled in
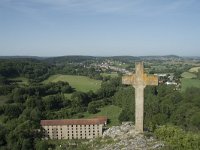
left=0, top=54, right=199, bottom=58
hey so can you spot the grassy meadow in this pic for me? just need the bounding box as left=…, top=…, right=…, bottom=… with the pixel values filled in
left=189, top=66, right=200, bottom=72
left=181, top=78, right=200, bottom=91
left=43, top=74, right=102, bottom=92
left=82, top=105, right=122, bottom=126
left=181, top=66, right=200, bottom=91
left=181, top=72, right=196, bottom=78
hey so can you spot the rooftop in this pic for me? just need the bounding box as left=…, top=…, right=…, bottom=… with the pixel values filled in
left=41, top=116, right=107, bottom=126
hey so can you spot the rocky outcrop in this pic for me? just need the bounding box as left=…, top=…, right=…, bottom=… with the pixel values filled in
left=88, top=122, right=164, bottom=150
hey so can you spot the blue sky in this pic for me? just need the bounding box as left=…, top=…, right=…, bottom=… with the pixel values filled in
left=0, top=0, right=200, bottom=56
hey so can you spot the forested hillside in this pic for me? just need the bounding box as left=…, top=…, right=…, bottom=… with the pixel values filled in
left=0, top=56, right=199, bottom=149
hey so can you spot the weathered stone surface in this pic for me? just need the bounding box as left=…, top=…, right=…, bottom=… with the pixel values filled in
left=94, top=122, right=164, bottom=150
left=103, top=122, right=134, bottom=139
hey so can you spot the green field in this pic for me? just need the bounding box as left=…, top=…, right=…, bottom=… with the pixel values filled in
left=181, top=72, right=197, bottom=78
left=181, top=78, right=200, bottom=91
left=101, top=72, right=119, bottom=77
left=43, top=74, right=102, bottom=92
left=82, top=105, right=122, bottom=126
left=189, top=67, right=200, bottom=72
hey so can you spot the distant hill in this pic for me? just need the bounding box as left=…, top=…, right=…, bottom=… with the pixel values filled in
left=0, top=55, right=199, bottom=63
left=0, top=56, right=47, bottom=60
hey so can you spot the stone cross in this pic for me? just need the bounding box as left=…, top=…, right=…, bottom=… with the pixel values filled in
left=122, top=62, right=158, bottom=132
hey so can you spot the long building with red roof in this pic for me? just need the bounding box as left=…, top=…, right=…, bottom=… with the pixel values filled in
left=40, top=116, right=107, bottom=139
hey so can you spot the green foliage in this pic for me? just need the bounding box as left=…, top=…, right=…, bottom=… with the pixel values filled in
left=35, top=140, right=48, bottom=150
left=190, top=111, right=200, bottom=129
left=21, top=139, right=33, bottom=150
left=0, top=85, right=15, bottom=95
left=11, top=88, right=27, bottom=103
left=26, top=96, right=43, bottom=109
left=3, top=104, right=24, bottom=118
left=97, top=77, right=121, bottom=98
left=0, top=59, right=51, bottom=83
left=9, top=82, right=73, bottom=105
left=155, top=125, right=200, bottom=149
left=6, top=120, right=42, bottom=150
left=0, top=75, right=7, bottom=84
left=197, top=69, right=200, bottom=79
left=71, top=92, right=89, bottom=113
left=0, top=57, right=200, bottom=149
left=0, top=124, right=7, bottom=146
left=43, top=94, right=65, bottom=111
left=88, top=101, right=99, bottom=114
left=113, top=86, right=134, bottom=108
left=118, top=108, right=134, bottom=122
left=181, top=78, right=200, bottom=91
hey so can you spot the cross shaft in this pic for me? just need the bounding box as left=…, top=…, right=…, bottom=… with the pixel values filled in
left=122, top=62, right=158, bottom=132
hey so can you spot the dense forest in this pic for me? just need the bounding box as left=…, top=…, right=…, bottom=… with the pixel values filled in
left=0, top=56, right=200, bottom=149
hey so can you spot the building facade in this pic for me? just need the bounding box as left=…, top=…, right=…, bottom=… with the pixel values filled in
left=40, top=116, right=107, bottom=140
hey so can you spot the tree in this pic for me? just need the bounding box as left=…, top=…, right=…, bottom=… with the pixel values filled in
left=43, top=94, right=64, bottom=110
left=21, top=139, right=33, bottom=150
left=88, top=102, right=98, bottom=114
left=71, top=92, right=89, bottom=106
left=0, top=75, right=7, bottom=84
left=190, top=111, right=200, bottom=129
left=97, top=77, right=121, bottom=98
left=197, top=69, right=200, bottom=79
left=155, top=125, right=200, bottom=149
left=26, top=96, right=43, bottom=110
left=118, top=107, right=134, bottom=122
left=30, top=108, right=42, bottom=124
left=6, top=120, right=41, bottom=150
left=112, top=86, right=134, bottom=108
left=35, top=140, right=48, bottom=150
left=4, top=104, right=24, bottom=118
left=11, top=88, right=27, bottom=103
left=0, top=124, right=7, bottom=146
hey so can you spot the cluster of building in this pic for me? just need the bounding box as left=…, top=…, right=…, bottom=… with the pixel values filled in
left=97, top=62, right=130, bottom=74
left=40, top=116, right=107, bottom=140
left=154, top=73, right=178, bottom=85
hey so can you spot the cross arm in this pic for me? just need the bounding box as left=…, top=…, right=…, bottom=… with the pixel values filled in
left=122, top=74, right=135, bottom=85
left=143, top=74, right=158, bottom=86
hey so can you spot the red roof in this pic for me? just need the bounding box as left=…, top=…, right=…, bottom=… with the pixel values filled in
left=40, top=116, right=107, bottom=126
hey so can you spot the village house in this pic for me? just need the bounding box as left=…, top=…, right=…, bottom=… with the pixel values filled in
left=40, top=116, right=107, bottom=140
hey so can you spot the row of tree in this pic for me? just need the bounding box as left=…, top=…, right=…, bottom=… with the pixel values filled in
left=113, top=85, right=200, bottom=132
